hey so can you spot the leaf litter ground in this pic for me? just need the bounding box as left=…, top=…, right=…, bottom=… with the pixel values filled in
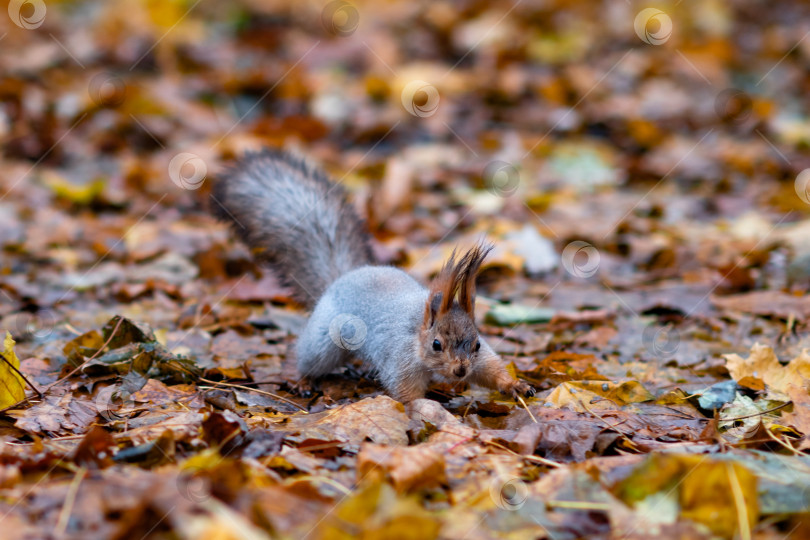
left=1, top=0, right=810, bottom=538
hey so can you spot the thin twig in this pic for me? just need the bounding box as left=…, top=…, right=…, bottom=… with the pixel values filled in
left=722, top=401, right=791, bottom=422
left=484, top=439, right=562, bottom=468
left=764, top=425, right=803, bottom=455
left=446, top=436, right=475, bottom=453
left=55, top=466, right=86, bottom=536
left=517, top=395, right=537, bottom=424
left=199, top=377, right=308, bottom=413
left=726, top=462, right=751, bottom=540
left=576, top=397, right=635, bottom=447
left=63, top=324, right=83, bottom=336
left=0, top=351, right=42, bottom=398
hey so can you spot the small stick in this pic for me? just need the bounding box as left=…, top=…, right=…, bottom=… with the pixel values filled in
left=0, top=351, right=42, bottom=398
left=296, top=441, right=346, bottom=453
left=63, top=324, right=83, bottom=336
left=722, top=401, right=791, bottom=422
left=199, top=377, right=308, bottom=413
left=726, top=462, right=751, bottom=540
left=55, top=466, right=86, bottom=536
left=517, top=395, right=537, bottom=424
left=447, top=436, right=475, bottom=453
left=764, top=425, right=803, bottom=456
left=484, top=439, right=562, bottom=468
left=577, top=397, right=633, bottom=442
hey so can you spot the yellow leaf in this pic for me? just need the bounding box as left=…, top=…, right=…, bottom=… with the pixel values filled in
left=613, top=454, right=759, bottom=538
left=0, top=332, right=26, bottom=409
left=319, top=482, right=441, bottom=540
left=546, top=380, right=653, bottom=411
left=42, top=170, right=106, bottom=205
left=145, top=0, right=188, bottom=29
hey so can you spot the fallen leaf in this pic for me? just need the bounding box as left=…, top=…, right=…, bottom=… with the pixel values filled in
left=712, top=291, right=810, bottom=319
left=316, top=481, right=442, bottom=540
left=0, top=332, right=26, bottom=409
left=725, top=344, right=810, bottom=399
left=9, top=392, right=97, bottom=436
left=612, top=453, right=758, bottom=538
left=358, top=442, right=446, bottom=492
left=781, top=386, right=810, bottom=443
left=73, top=425, right=117, bottom=468
left=546, top=380, right=654, bottom=411
left=281, top=396, right=410, bottom=447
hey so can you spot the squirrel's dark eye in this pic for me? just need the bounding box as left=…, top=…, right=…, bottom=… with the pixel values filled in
left=475, top=341, right=481, bottom=352
left=432, top=339, right=442, bottom=352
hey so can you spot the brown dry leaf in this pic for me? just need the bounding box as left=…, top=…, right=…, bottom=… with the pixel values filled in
left=226, top=274, right=291, bottom=302
left=357, top=442, right=446, bottom=492
left=405, top=398, right=476, bottom=446
left=724, top=344, right=810, bottom=399
left=497, top=408, right=616, bottom=461
left=121, top=411, right=205, bottom=446
left=712, top=291, right=810, bottom=319
left=10, top=393, right=97, bottom=436
left=130, top=379, right=202, bottom=409
left=281, top=396, right=410, bottom=447
left=781, top=386, right=810, bottom=444
left=73, top=425, right=117, bottom=468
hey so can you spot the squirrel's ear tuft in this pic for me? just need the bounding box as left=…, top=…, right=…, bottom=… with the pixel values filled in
left=423, top=292, right=443, bottom=327
left=458, top=242, right=493, bottom=317
left=428, top=249, right=461, bottom=317
left=427, top=244, right=493, bottom=321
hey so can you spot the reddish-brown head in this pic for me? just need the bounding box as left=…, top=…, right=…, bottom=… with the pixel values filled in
left=420, top=244, right=493, bottom=380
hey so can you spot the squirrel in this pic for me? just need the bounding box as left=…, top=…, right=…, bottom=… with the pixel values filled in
left=212, top=149, right=535, bottom=402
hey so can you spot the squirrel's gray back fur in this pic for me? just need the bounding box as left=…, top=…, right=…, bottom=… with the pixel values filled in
left=296, top=266, right=429, bottom=394
left=212, top=149, right=373, bottom=308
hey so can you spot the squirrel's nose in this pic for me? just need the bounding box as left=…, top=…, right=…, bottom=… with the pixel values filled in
left=453, top=365, right=467, bottom=378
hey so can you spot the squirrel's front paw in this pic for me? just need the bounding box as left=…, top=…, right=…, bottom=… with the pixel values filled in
left=507, top=380, right=535, bottom=400
left=291, top=378, right=316, bottom=398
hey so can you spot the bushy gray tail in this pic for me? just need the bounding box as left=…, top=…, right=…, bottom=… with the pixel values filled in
left=212, top=149, right=373, bottom=308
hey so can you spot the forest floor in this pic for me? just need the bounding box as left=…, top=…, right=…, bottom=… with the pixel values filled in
left=1, top=0, right=810, bottom=538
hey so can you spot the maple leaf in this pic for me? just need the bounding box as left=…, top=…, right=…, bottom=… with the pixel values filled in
left=724, top=344, right=810, bottom=400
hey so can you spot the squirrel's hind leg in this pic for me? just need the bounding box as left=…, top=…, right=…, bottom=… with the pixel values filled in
left=295, top=319, right=352, bottom=378
left=294, top=326, right=351, bottom=397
